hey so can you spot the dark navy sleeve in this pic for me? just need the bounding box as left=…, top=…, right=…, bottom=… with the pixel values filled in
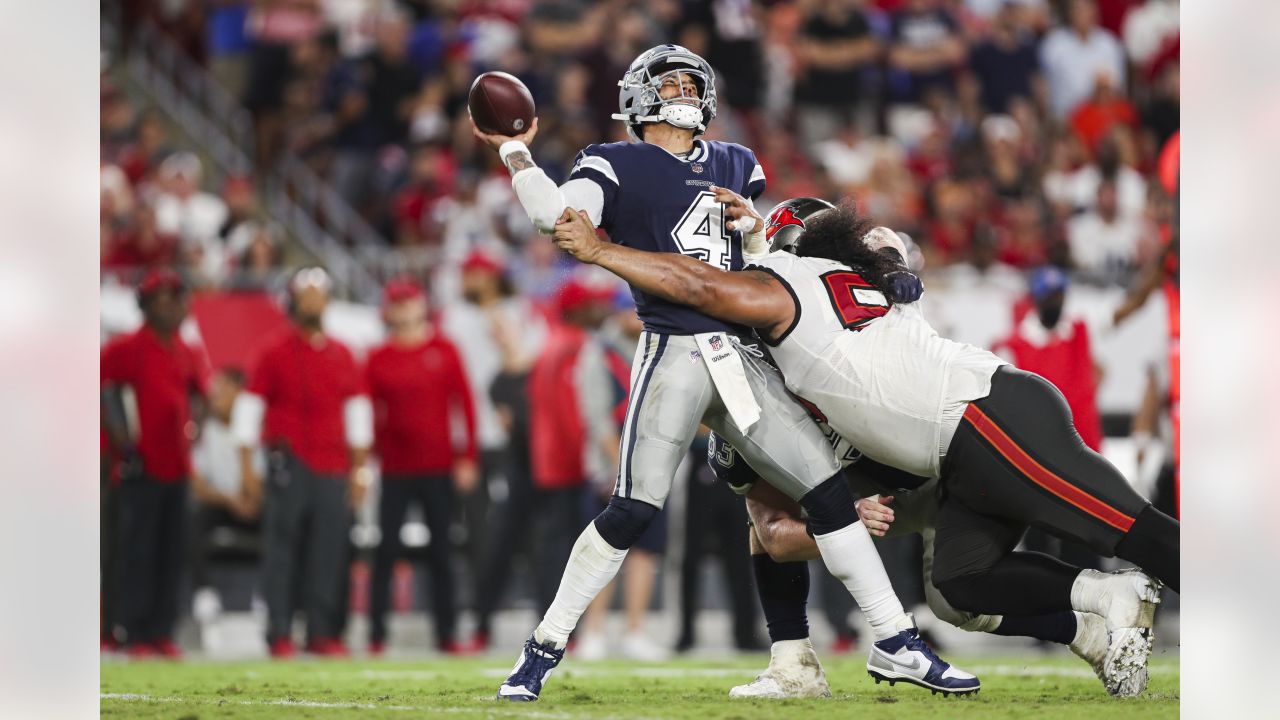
left=743, top=148, right=766, bottom=200
left=568, top=144, right=621, bottom=230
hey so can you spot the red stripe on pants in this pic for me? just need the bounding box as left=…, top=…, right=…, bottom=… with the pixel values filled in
left=963, top=404, right=1135, bottom=532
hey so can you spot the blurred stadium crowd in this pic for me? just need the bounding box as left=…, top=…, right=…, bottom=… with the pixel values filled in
left=99, top=0, right=1179, bottom=659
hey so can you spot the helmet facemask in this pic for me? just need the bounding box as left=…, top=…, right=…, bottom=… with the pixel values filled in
left=613, top=45, right=718, bottom=141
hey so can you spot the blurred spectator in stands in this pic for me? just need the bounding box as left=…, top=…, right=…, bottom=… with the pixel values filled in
left=1122, top=0, right=1179, bottom=76
left=433, top=167, right=510, bottom=262
left=994, top=266, right=1105, bottom=451
left=991, top=194, right=1053, bottom=269
left=929, top=227, right=1024, bottom=349
left=102, top=206, right=179, bottom=273
left=189, top=367, right=261, bottom=616
left=102, top=163, right=137, bottom=224
left=393, top=143, right=455, bottom=246
left=207, top=1, right=254, bottom=102
left=511, top=233, right=574, bottom=302
left=232, top=267, right=372, bottom=657
left=855, top=141, right=923, bottom=233
left=793, top=0, right=881, bottom=150
left=684, top=0, right=766, bottom=140
left=217, top=175, right=259, bottom=243
left=1070, top=74, right=1137, bottom=158
left=968, top=0, right=1041, bottom=115
left=886, top=0, right=967, bottom=110
left=117, top=110, right=174, bottom=187
left=153, top=153, right=230, bottom=284
left=525, top=0, right=605, bottom=60
left=226, top=221, right=284, bottom=291
left=577, top=287, right=669, bottom=662
left=1065, top=136, right=1147, bottom=220
left=365, top=279, right=478, bottom=655
left=440, top=251, right=548, bottom=587
left=101, top=269, right=211, bottom=658
left=243, top=0, right=324, bottom=165
left=1140, top=59, right=1179, bottom=151
left=675, top=432, right=762, bottom=653
left=1067, top=177, right=1145, bottom=283
left=982, top=114, right=1031, bottom=199
left=101, top=88, right=139, bottom=161
left=1039, top=0, right=1125, bottom=119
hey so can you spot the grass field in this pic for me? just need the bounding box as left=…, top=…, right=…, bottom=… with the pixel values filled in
left=101, top=653, right=1179, bottom=719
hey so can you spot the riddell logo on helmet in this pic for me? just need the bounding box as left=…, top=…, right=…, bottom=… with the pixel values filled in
left=766, top=206, right=804, bottom=241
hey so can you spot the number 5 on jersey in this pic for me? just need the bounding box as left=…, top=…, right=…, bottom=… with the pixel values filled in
left=672, top=190, right=733, bottom=270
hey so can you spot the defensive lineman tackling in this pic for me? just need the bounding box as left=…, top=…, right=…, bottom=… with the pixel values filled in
left=472, top=45, right=978, bottom=701
left=552, top=195, right=1180, bottom=697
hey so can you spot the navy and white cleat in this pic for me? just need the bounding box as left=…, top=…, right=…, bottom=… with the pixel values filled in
left=867, top=626, right=981, bottom=697
left=495, top=634, right=565, bottom=702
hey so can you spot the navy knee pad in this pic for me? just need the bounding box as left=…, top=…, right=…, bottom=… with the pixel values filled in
left=799, top=474, right=859, bottom=536
left=593, top=496, right=660, bottom=550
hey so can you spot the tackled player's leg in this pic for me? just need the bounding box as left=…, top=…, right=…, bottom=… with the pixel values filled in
left=498, top=331, right=717, bottom=701
left=706, top=350, right=980, bottom=697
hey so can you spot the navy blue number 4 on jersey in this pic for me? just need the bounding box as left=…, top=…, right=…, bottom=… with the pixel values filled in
left=569, top=139, right=766, bottom=336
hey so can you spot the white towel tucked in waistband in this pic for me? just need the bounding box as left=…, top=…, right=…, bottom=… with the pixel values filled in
left=693, top=331, right=761, bottom=434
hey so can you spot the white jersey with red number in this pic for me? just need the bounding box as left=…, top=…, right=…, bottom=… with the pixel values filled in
left=749, top=252, right=1007, bottom=479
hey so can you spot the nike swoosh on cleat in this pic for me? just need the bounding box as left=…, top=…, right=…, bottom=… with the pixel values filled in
left=878, top=651, right=921, bottom=671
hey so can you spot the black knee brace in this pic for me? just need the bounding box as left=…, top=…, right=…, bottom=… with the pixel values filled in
left=798, top=474, right=859, bottom=536
left=593, top=495, right=660, bottom=550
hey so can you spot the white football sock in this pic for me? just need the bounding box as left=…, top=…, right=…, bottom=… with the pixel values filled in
left=813, top=522, right=911, bottom=640
left=533, top=522, right=629, bottom=648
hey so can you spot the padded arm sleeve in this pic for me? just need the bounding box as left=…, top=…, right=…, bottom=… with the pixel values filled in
left=511, top=169, right=605, bottom=233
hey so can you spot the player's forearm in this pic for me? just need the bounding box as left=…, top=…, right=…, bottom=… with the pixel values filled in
left=592, top=242, right=711, bottom=304
left=501, top=142, right=604, bottom=233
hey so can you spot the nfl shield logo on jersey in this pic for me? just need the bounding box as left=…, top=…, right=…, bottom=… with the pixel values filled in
left=709, top=335, right=723, bottom=351
left=691, top=162, right=704, bottom=174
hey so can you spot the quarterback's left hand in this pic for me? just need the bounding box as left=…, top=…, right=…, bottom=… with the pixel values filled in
left=710, top=185, right=764, bottom=234
left=883, top=270, right=924, bottom=304
left=552, top=208, right=605, bottom=263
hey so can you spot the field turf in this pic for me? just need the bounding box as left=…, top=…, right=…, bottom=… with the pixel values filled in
left=101, top=654, right=1179, bottom=719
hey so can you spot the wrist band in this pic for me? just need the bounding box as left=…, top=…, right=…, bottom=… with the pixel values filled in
left=499, top=140, right=530, bottom=165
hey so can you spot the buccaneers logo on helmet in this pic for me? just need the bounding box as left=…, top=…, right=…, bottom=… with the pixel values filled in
left=765, top=205, right=804, bottom=243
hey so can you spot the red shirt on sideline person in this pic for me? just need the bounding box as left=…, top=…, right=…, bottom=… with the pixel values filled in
left=993, top=267, right=1103, bottom=452
left=367, top=280, right=479, bottom=476
left=241, top=269, right=369, bottom=479
left=247, top=326, right=365, bottom=475
left=528, top=280, right=620, bottom=490
left=101, top=269, right=210, bottom=482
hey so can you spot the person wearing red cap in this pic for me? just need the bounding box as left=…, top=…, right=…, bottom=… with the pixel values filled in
left=364, top=278, right=478, bottom=655
left=101, top=268, right=211, bottom=658
left=230, top=267, right=373, bottom=658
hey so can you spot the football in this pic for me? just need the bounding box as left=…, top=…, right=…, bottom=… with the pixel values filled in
left=468, top=71, right=536, bottom=136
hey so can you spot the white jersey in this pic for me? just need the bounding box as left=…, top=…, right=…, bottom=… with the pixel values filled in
left=750, top=252, right=1007, bottom=478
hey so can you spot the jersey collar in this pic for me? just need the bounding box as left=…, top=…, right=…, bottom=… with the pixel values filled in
left=650, top=139, right=706, bottom=163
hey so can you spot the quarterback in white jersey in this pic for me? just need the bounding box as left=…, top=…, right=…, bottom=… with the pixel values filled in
left=553, top=193, right=1180, bottom=697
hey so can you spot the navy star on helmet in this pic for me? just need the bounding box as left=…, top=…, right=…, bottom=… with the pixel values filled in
left=612, top=44, right=718, bottom=142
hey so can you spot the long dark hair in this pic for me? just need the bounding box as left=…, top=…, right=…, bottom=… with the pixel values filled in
left=794, top=200, right=905, bottom=293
